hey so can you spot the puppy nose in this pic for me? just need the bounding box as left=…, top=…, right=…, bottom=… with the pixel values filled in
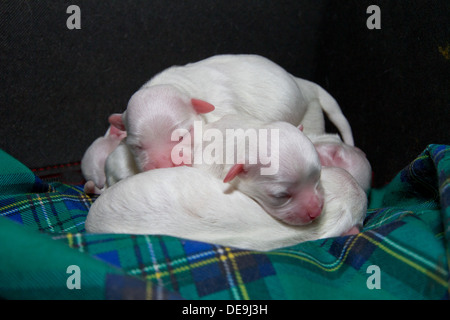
left=308, top=205, right=322, bottom=220
left=307, top=196, right=324, bottom=220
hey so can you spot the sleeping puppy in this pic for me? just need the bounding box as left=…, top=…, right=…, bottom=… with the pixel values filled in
left=81, top=126, right=126, bottom=194
left=184, top=115, right=324, bottom=226
left=307, top=133, right=372, bottom=193
left=104, top=141, right=139, bottom=188
left=105, top=114, right=325, bottom=226
left=108, top=54, right=354, bottom=173
left=85, top=166, right=367, bottom=251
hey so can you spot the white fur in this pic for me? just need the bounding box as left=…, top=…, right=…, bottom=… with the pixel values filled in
left=293, top=78, right=354, bottom=145
left=308, top=133, right=372, bottom=193
left=118, top=85, right=202, bottom=171
left=147, top=54, right=353, bottom=143
left=85, top=166, right=367, bottom=251
left=189, top=115, right=324, bottom=225
left=112, top=54, right=353, bottom=173
left=105, top=142, right=139, bottom=188
left=81, top=128, right=124, bottom=193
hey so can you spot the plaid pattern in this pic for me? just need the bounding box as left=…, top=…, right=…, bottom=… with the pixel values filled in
left=0, top=145, right=449, bottom=299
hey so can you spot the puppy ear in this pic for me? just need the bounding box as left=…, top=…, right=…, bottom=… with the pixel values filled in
left=223, top=163, right=245, bottom=183
left=191, top=98, right=215, bottom=114
left=108, top=123, right=127, bottom=139
left=108, top=113, right=126, bottom=131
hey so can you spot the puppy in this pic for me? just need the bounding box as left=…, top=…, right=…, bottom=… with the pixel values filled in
left=81, top=126, right=126, bottom=194
left=108, top=54, right=354, bottom=173
left=308, top=133, right=372, bottom=193
left=85, top=166, right=367, bottom=251
left=182, top=115, right=324, bottom=226
left=104, top=141, right=139, bottom=188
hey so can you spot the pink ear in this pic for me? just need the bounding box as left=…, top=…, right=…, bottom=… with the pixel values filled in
left=298, top=124, right=304, bottom=132
left=108, top=113, right=126, bottom=131
left=108, top=124, right=126, bottom=138
left=191, top=98, right=215, bottom=114
left=223, top=163, right=245, bottom=183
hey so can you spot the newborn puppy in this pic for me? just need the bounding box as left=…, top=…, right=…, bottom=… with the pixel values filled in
left=146, top=54, right=353, bottom=146
left=308, top=133, right=372, bottom=193
left=109, top=85, right=214, bottom=171
left=182, top=115, right=324, bottom=226
left=109, top=54, right=354, bottom=173
left=81, top=126, right=126, bottom=194
left=86, top=166, right=367, bottom=251
left=104, top=142, right=139, bottom=188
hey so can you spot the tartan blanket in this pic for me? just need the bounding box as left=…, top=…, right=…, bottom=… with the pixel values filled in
left=0, top=144, right=449, bottom=300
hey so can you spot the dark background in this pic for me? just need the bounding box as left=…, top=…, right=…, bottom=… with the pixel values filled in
left=1, top=0, right=449, bottom=188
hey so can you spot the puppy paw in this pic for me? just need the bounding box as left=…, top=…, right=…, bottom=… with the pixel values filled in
left=84, top=181, right=103, bottom=194
left=342, top=226, right=360, bottom=236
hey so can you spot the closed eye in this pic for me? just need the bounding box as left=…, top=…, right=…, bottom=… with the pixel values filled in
left=269, top=192, right=292, bottom=206
left=273, top=192, right=290, bottom=199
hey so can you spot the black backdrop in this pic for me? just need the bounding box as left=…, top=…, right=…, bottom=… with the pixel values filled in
left=1, top=0, right=449, bottom=187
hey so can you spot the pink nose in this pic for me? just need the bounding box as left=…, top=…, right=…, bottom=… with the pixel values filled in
left=307, top=202, right=323, bottom=220
left=307, top=193, right=324, bottom=220
left=283, top=193, right=324, bottom=225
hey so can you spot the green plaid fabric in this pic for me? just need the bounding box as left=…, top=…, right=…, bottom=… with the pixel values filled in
left=0, top=145, right=449, bottom=299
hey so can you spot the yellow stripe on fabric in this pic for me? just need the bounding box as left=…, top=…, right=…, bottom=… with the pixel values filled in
left=369, top=210, right=415, bottom=229
left=381, top=234, right=447, bottom=276
left=143, top=264, right=191, bottom=281
left=360, top=233, right=448, bottom=287
left=136, top=248, right=252, bottom=299
left=263, top=234, right=363, bottom=272
left=67, top=233, right=74, bottom=248
left=37, top=194, right=54, bottom=232
left=0, top=198, right=38, bottom=213
left=131, top=255, right=218, bottom=279
left=0, top=193, right=90, bottom=214
left=225, top=247, right=250, bottom=300
left=440, top=177, right=450, bottom=189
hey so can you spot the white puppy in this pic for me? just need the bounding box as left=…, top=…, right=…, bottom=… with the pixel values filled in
left=308, top=133, right=372, bottom=193
left=179, top=115, right=324, bottom=225
left=104, top=114, right=325, bottom=225
left=85, top=166, right=366, bottom=251
left=108, top=54, right=354, bottom=172
left=104, top=142, right=139, bottom=188
left=81, top=126, right=126, bottom=194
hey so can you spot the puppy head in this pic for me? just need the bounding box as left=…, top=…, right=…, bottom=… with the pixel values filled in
left=109, top=85, right=214, bottom=171
left=224, top=121, right=324, bottom=225
left=81, top=134, right=123, bottom=189
left=311, top=134, right=372, bottom=192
